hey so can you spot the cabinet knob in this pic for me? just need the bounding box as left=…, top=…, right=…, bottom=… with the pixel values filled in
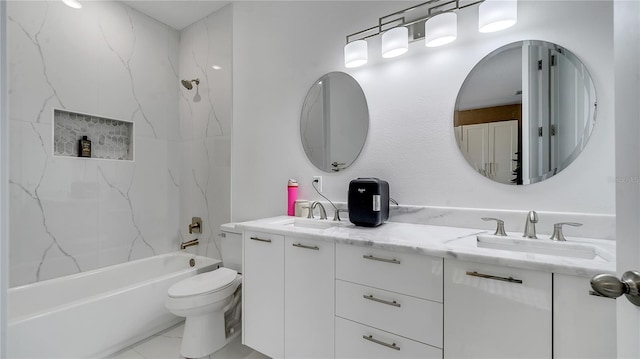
left=590, top=271, right=640, bottom=306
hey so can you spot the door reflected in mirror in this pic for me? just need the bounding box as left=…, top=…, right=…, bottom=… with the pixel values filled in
left=300, top=72, right=369, bottom=172
left=454, top=40, right=597, bottom=185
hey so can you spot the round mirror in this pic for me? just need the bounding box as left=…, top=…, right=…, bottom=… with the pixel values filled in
left=454, top=40, right=597, bottom=185
left=300, top=72, right=369, bottom=172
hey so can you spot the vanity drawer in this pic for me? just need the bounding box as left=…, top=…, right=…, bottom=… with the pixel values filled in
left=336, top=243, right=443, bottom=301
left=336, top=279, right=443, bottom=347
left=335, top=317, right=442, bottom=359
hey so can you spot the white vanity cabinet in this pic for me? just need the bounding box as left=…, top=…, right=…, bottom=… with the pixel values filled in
left=284, top=236, right=335, bottom=359
left=443, top=259, right=552, bottom=359
left=243, top=231, right=334, bottom=359
left=553, top=273, right=617, bottom=359
left=335, top=244, right=443, bottom=358
left=242, top=230, right=285, bottom=359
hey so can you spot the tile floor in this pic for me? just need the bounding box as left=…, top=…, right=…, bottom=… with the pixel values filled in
left=108, top=322, right=269, bottom=359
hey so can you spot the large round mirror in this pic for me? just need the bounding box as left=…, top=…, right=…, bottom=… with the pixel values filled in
left=300, top=72, right=369, bottom=172
left=454, top=40, right=597, bottom=185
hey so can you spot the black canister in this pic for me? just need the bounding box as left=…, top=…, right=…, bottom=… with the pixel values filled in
left=348, top=178, right=389, bottom=227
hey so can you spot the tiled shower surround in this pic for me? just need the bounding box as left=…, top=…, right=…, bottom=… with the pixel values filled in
left=54, top=109, right=133, bottom=160
left=7, top=1, right=231, bottom=286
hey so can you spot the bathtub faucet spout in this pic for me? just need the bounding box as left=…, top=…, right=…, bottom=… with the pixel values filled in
left=180, top=239, right=199, bottom=250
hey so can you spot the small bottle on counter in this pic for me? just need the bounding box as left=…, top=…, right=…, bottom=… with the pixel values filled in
left=287, top=179, right=298, bottom=216
left=78, top=136, right=92, bottom=158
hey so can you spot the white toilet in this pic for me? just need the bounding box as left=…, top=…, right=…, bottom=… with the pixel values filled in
left=166, top=223, right=243, bottom=358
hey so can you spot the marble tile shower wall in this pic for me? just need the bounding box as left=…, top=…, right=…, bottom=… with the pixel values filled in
left=178, top=6, right=232, bottom=261
left=8, top=1, right=181, bottom=286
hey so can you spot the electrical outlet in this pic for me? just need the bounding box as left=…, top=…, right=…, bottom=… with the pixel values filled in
left=312, top=176, right=323, bottom=193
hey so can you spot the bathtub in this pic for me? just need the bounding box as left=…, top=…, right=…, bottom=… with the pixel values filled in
left=8, top=251, right=221, bottom=358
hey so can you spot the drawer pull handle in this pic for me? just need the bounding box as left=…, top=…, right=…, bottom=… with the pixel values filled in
left=362, top=335, right=400, bottom=351
left=362, top=254, right=401, bottom=265
left=589, top=290, right=616, bottom=299
left=250, top=236, right=272, bottom=243
left=292, top=243, right=319, bottom=250
left=466, top=271, right=523, bottom=284
left=363, top=294, right=401, bottom=307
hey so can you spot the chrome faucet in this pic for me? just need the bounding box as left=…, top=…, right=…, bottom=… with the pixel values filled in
left=307, top=201, right=328, bottom=220
left=180, top=239, right=199, bottom=250
left=523, top=211, right=539, bottom=239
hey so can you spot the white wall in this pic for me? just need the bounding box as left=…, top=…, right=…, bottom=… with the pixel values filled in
left=7, top=1, right=180, bottom=286
left=232, top=1, right=614, bottom=222
left=179, top=5, right=233, bottom=259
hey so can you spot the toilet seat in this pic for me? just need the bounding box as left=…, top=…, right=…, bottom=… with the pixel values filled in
left=168, top=267, right=239, bottom=298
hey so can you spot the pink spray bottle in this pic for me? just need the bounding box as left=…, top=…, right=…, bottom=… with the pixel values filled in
left=287, top=179, right=298, bottom=216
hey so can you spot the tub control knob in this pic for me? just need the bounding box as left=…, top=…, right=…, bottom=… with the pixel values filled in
left=189, top=217, right=202, bottom=234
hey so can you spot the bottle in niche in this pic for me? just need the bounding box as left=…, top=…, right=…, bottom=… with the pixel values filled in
left=78, top=136, right=92, bottom=158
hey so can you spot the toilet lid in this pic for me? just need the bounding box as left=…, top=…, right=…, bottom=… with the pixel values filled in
left=168, top=267, right=238, bottom=298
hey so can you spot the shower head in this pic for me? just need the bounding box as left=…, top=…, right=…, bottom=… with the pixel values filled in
left=181, top=78, right=200, bottom=90
left=181, top=79, right=193, bottom=90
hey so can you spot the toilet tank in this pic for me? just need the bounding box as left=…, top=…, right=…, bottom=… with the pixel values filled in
left=220, top=223, right=242, bottom=273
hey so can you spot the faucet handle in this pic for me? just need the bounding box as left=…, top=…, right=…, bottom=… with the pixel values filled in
left=481, top=217, right=508, bottom=236
left=333, top=209, right=347, bottom=222
left=189, top=217, right=202, bottom=234
left=304, top=205, right=313, bottom=219
left=549, top=222, right=583, bottom=241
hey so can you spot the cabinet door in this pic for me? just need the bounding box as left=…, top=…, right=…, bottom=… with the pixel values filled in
left=284, top=237, right=335, bottom=358
left=553, top=274, right=616, bottom=359
left=461, top=123, right=490, bottom=173
left=444, top=259, right=552, bottom=359
left=243, top=231, right=284, bottom=359
left=489, top=120, right=518, bottom=184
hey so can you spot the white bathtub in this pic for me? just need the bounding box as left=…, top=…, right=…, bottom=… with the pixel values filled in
left=8, top=251, right=221, bottom=358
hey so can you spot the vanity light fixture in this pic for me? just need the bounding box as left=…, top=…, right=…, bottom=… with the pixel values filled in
left=381, top=26, right=409, bottom=58
left=344, top=39, right=368, bottom=68
left=479, top=0, right=518, bottom=33
left=425, top=12, right=457, bottom=47
left=343, top=0, right=517, bottom=68
left=62, top=0, right=82, bottom=9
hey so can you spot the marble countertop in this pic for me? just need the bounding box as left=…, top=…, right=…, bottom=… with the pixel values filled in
left=236, top=216, right=616, bottom=278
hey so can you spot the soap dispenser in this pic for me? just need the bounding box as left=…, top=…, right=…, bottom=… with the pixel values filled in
left=78, top=136, right=92, bottom=158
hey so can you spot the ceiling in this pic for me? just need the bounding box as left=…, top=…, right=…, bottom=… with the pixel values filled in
left=120, top=0, right=231, bottom=30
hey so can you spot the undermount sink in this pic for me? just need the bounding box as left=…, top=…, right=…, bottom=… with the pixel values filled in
left=272, top=217, right=351, bottom=230
left=476, top=234, right=613, bottom=261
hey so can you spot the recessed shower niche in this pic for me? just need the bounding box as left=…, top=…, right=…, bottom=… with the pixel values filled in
left=53, top=109, right=134, bottom=161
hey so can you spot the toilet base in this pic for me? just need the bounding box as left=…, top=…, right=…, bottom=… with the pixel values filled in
left=180, top=310, right=230, bottom=358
